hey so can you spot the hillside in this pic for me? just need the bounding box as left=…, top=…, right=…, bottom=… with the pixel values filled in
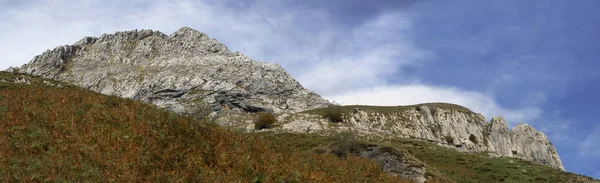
left=0, top=72, right=407, bottom=182
left=5, top=27, right=598, bottom=182
left=1, top=71, right=597, bottom=182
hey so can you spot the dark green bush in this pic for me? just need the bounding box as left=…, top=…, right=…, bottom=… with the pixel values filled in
left=254, top=112, right=277, bottom=130
left=324, top=104, right=343, bottom=123
left=444, top=135, right=454, bottom=144
left=469, top=134, right=478, bottom=144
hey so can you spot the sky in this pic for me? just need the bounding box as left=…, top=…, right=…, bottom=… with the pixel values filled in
left=0, top=0, right=599, bottom=178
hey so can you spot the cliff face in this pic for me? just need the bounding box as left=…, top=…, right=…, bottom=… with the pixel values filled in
left=16, top=27, right=329, bottom=114
left=485, top=117, right=513, bottom=157
left=510, top=123, right=565, bottom=170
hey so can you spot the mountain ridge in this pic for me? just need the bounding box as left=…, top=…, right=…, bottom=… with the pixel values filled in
left=14, top=27, right=330, bottom=114
left=11, top=27, right=565, bottom=174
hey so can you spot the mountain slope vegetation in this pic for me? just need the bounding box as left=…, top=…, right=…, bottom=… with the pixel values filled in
left=0, top=72, right=408, bottom=182
left=1, top=71, right=597, bottom=182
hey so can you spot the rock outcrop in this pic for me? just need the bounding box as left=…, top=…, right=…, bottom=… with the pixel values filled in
left=225, top=104, right=564, bottom=171
left=510, top=123, right=565, bottom=170
left=485, top=116, right=512, bottom=157
left=15, top=27, right=329, bottom=114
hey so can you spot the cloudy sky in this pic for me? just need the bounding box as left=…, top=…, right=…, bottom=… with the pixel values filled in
left=1, top=0, right=599, bottom=178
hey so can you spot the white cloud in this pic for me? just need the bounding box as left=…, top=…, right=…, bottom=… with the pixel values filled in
left=326, top=84, right=542, bottom=125
left=0, top=0, right=542, bottom=125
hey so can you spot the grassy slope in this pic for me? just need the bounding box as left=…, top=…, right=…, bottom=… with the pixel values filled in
left=265, top=133, right=598, bottom=183
left=1, top=71, right=597, bottom=182
left=0, top=71, right=71, bottom=89
left=0, top=72, right=408, bottom=182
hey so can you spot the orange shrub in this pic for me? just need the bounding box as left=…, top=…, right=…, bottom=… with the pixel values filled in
left=254, top=112, right=277, bottom=130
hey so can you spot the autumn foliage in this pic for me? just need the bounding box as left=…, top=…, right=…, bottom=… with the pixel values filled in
left=0, top=86, right=410, bottom=182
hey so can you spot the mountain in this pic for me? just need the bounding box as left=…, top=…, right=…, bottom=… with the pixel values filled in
left=9, top=27, right=589, bottom=182
left=1, top=72, right=597, bottom=182
left=13, top=27, right=329, bottom=115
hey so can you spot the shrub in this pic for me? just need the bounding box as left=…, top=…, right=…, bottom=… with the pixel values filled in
left=323, top=104, right=343, bottom=123
left=254, top=112, right=277, bottom=130
left=469, top=134, right=478, bottom=144
left=444, top=135, right=454, bottom=144
left=332, top=131, right=361, bottom=157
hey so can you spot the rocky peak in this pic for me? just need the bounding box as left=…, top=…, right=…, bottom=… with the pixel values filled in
left=510, top=123, right=565, bottom=170
left=485, top=116, right=512, bottom=157
left=171, top=26, right=206, bottom=38
left=16, top=27, right=330, bottom=114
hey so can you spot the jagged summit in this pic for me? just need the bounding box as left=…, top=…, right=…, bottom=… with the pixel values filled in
left=16, top=27, right=330, bottom=114
left=510, top=123, right=564, bottom=170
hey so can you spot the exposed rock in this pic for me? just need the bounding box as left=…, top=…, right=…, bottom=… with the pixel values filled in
left=510, top=123, right=565, bottom=170
left=353, top=145, right=426, bottom=183
left=485, top=116, right=512, bottom=157
left=16, top=27, right=329, bottom=114
left=236, top=103, right=564, bottom=171
left=0, top=71, right=67, bottom=88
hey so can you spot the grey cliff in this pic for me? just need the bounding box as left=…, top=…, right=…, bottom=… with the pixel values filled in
left=510, top=123, right=565, bottom=170
left=16, top=27, right=330, bottom=114
left=236, top=104, right=565, bottom=171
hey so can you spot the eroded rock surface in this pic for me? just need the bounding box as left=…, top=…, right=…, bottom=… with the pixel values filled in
left=229, top=104, right=564, bottom=171
left=485, top=116, right=512, bottom=157
left=16, top=27, right=329, bottom=114
left=510, top=123, right=565, bottom=170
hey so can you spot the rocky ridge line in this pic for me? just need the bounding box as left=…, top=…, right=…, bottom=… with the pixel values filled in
left=218, top=104, right=564, bottom=171
left=15, top=27, right=330, bottom=114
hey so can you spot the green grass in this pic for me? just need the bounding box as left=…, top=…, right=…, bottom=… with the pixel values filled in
left=384, top=138, right=598, bottom=183
left=0, top=71, right=71, bottom=89
left=258, top=132, right=599, bottom=183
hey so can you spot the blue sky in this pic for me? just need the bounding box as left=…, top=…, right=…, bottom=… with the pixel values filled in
left=1, top=0, right=599, bottom=178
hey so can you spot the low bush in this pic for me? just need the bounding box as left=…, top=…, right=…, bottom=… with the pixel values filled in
left=469, top=134, right=478, bottom=144
left=254, top=112, right=277, bottom=130
left=332, top=131, right=361, bottom=157
left=444, top=135, right=454, bottom=144
left=324, top=104, right=343, bottom=123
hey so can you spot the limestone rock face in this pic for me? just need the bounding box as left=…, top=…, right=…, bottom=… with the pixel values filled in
left=16, top=27, right=329, bottom=114
left=343, top=105, right=491, bottom=153
left=246, top=103, right=564, bottom=171
left=510, top=123, right=565, bottom=170
left=485, top=116, right=512, bottom=157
